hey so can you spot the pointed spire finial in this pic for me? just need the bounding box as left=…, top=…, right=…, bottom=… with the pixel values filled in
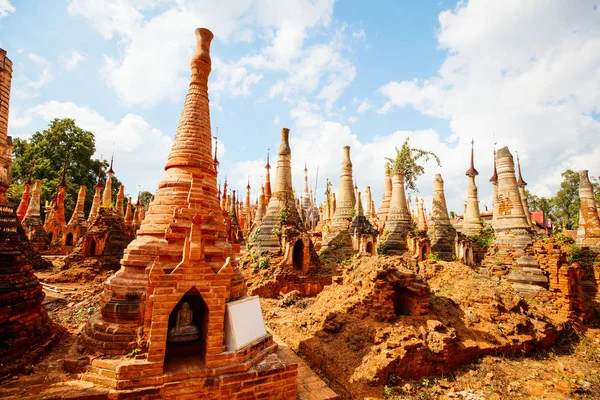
left=213, top=127, right=219, bottom=170
left=265, top=148, right=271, bottom=169
left=26, top=165, right=33, bottom=185
left=107, top=142, right=115, bottom=175
left=489, top=146, right=498, bottom=183
left=94, top=164, right=103, bottom=188
left=516, top=151, right=527, bottom=186
left=465, top=137, right=479, bottom=176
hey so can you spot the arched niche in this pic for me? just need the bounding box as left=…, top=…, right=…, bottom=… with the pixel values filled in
left=292, top=240, right=304, bottom=269
left=164, top=288, right=209, bottom=371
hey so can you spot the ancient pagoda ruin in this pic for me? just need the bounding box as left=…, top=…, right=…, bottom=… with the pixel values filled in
left=21, top=179, right=48, bottom=251
left=484, top=146, right=547, bottom=295
left=77, top=29, right=296, bottom=398
left=462, top=139, right=483, bottom=235
left=0, top=47, right=54, bottom=377
left=381, top=168, right=412, bottom=254
left=250, top=128, right=315, bottom=272
left=577, top=170, right=600, bottom=249
left=427, top=174, right=455, bottom=261
left=62, top=185, right=87, bottom=251
left=321, top=146, right=356, bottom=256
left=376, top=162, right=392, bottom=227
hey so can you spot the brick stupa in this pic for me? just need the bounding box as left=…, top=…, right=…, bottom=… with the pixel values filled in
left=0, top=47, right=54, bottom=377
left=321, top=146, right=356, bottom=255
left=382, top=169, right=412, bottom=254
left=79, top=29, right=296, bottom=398
left=577, top=170, right=600, bottom=249
left=21, top=179, right=49, bottom=252
left=484, top=147, right=547, bottom=295
left=376, top=162, right=393, bottom=226
left=427, top=174, right=455, bottom=261
left=62, top=185, right=87, bottom=250
left=251, top=128, right=315, bottom=270
left=15, top=170, right=32, bottom=222
left=462, top=139, right=483, bottom=235
left=43, top=167, right=68, bottom=253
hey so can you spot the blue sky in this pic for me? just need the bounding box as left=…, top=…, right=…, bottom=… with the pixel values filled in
left=2, top=0, right=600, bottom=214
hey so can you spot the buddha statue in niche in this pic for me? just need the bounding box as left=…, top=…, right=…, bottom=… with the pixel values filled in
left=168, top=302, right=199, bottom=343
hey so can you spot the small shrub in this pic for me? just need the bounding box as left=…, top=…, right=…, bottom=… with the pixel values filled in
left=383, top=385, right=394, bottom=398
left=426, top=252, right=440, bottom=261
left=258, top=257, right=269, bottom=269
left=567, top=243, right=583, bottom=262
left=279, top=207, right=290, bottom=224
left=127, top=347, right=141, bottom=358
left=554, top=230, right=575, bottom=245
left=377, top=241, right=388, bottom=255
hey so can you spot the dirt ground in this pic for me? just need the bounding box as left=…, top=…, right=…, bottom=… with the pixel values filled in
left=261, top=256, right=600, bottom=399
left=1, top=256, right=599, bottom=399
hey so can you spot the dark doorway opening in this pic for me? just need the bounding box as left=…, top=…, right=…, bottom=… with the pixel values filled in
left=292, top=240, right=304, bottom=269
left=390, top=287, right=413, bottom=317
left=48, top=232, right=53, bottom=242
left=65, top=233, right=73, bottom=246
left=465, top=248, right=473, bottom=266
left=365, top=241, right=373, bottom=256
left=89, top=239, right=96, bottom=256
left=165, top=288, right=209, bottom=372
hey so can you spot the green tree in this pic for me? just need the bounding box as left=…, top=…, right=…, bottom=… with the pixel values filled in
left=526, top=190, right=552, bottom=213
left=139, top=191, right=154, bottom=210
left=543, top=169, right=600, bottom=230
left=385, top=137, right=441, bottom=196
left=9, top=118, right=121, bottom=218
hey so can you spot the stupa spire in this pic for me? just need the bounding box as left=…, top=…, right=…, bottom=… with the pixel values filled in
left=463, top=139, right=483, bottom=235
left=516, top=153, right=532, bottom=226
left=264, top=149, right=272, bottom=204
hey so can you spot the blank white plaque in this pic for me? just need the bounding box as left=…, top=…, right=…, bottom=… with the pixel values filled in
left=224, top=296, right=268, bottom=351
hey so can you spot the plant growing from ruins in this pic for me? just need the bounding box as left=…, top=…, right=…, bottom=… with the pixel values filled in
left=422, top=378, right=430, bottom=388
left=126, top=347, right=141, bottom=358
left=553, top=230, right=575, bottom=245
left=468, top=227, right=494, bottom=249
left=426, top=252, right=440, bottom=261
left=383, top=385, right=394, bottom=398
left=377, top=241, right=388, bottom=255
left=258, top=257, right=269, bottom=269
left=348, top=208, right=356, bottom=221
left=279, top=207, right=290, bottom=224
left=567, top=243, right=583, bottom=263
left=271, top=226, right=282, bottom=237
left=385, top=137, right=441, bottom=195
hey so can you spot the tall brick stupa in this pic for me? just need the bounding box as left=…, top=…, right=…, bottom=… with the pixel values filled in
left=79, top=29, right=296, bottom=398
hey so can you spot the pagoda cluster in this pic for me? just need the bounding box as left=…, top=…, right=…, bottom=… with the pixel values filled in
left=15, top=158, right=145, bottom=260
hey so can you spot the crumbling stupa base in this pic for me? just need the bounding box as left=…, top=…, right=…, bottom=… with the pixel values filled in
left=78, top=338, right=297, bottom=399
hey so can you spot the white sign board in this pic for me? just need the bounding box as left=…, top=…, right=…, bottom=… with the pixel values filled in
left=224, top=296, right=268, bottom=351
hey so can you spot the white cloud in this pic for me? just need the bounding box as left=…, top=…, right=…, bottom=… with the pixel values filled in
left=67, top=0, right=351, bottom=109
left=211, top=56, right=263, bottom=97
left=356, top=99, right=372, bottom=113
left=272, top=115, right=280, bottom=125
left=348, top=116, right=358, bottom=123
left=12, top=53, right=53, bottom=99
left=226, top=99, right=469, bottom=212
left=0, top=0, right=15, bottom=18
left=352, top=29, right=366, bottom=41
left=378, top=0, right=600, bottom=203
left=60, top=50, right=87, bottom=71
left=10, top=101, right=172, bottom=194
